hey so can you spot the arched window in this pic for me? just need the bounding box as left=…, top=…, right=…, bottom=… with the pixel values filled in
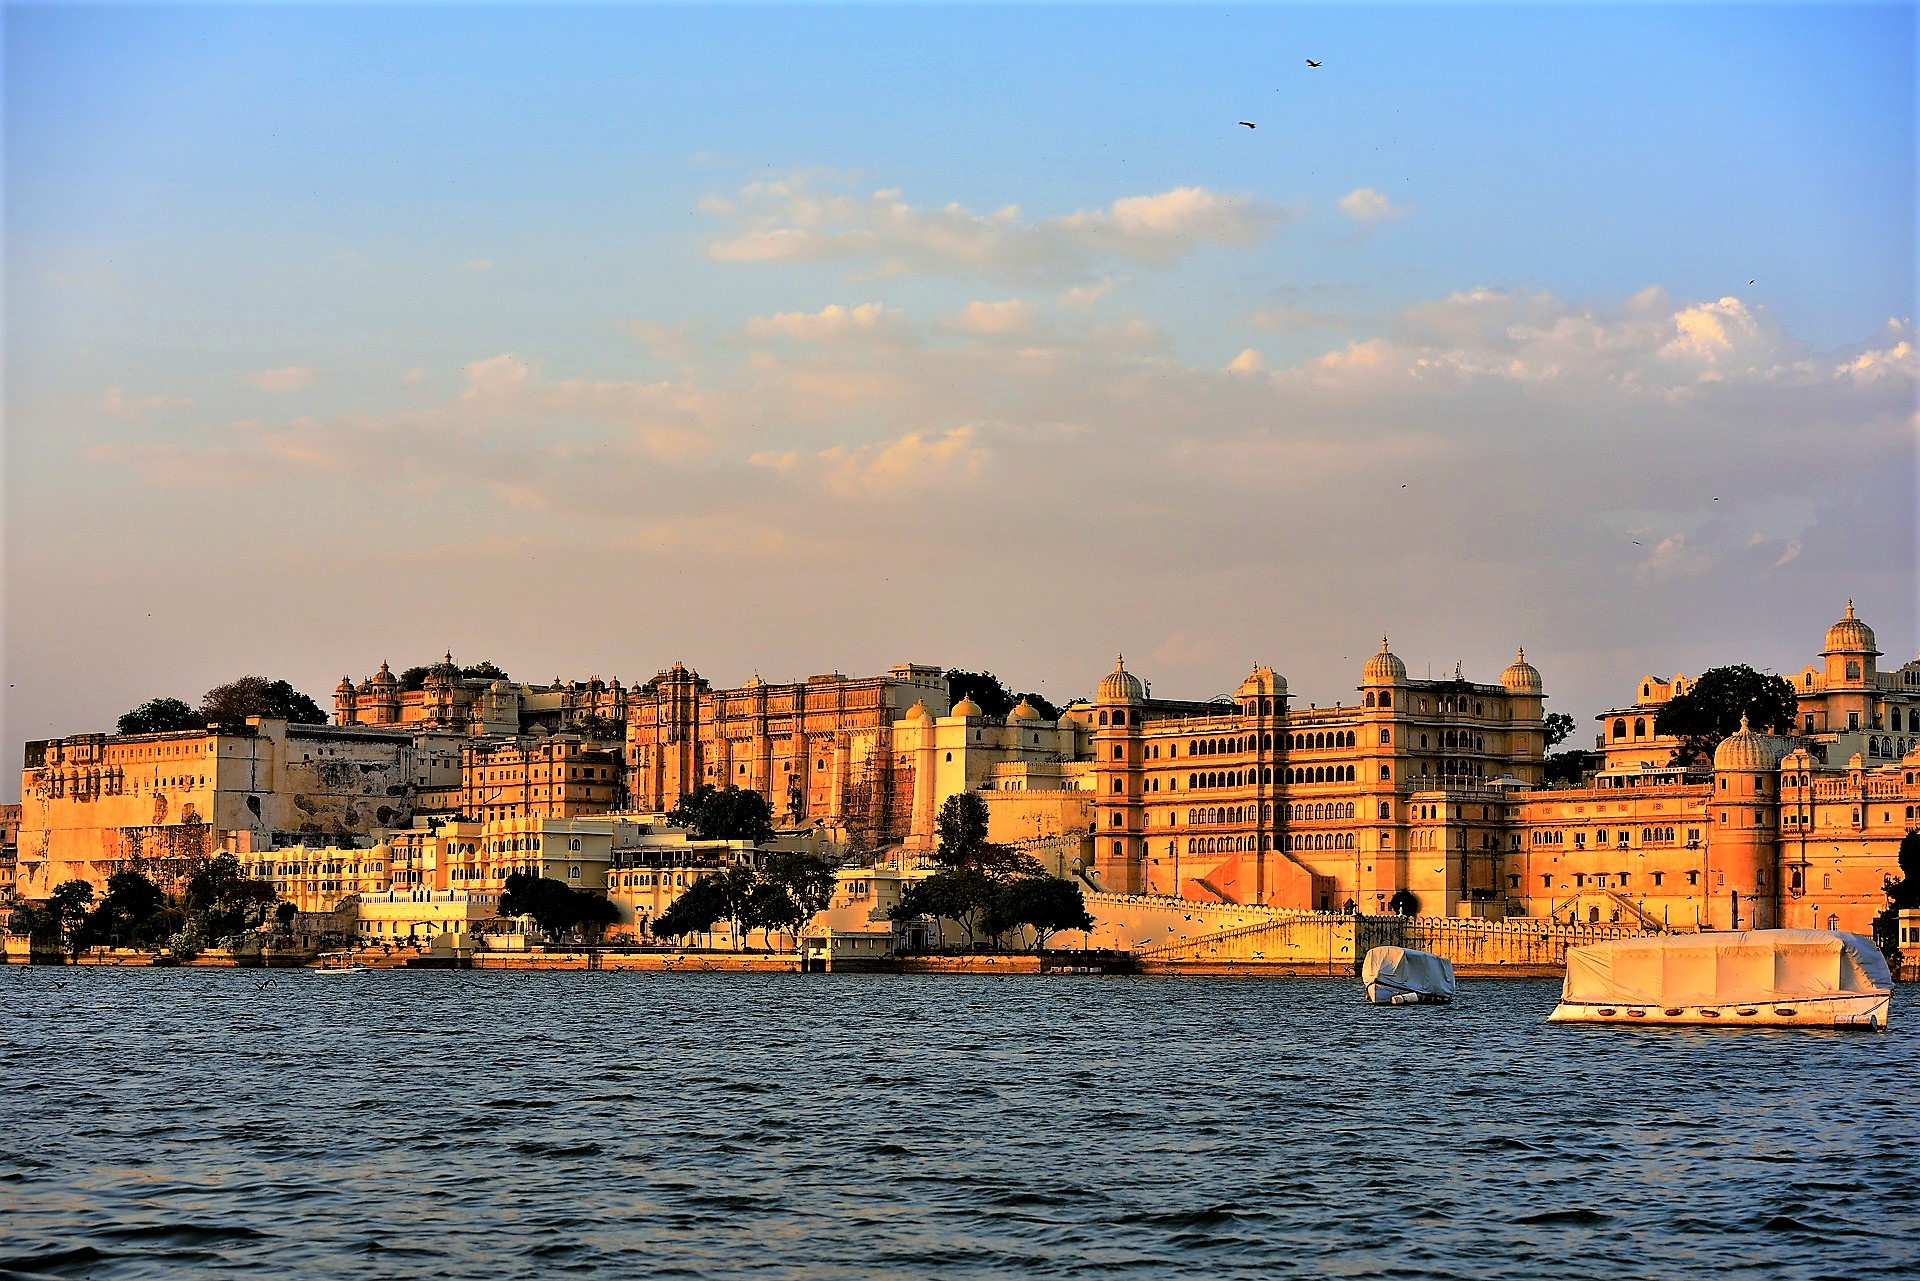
left=1261, top=767, right=1272, bottom=783
left=1379, top=801, right=1391, bottom=819
left=1366, top=692, right=1376, bottom=707
left=1262, top=733, right=1271, bottom=748
left=1114, top=710, right=1128, bottom=726
left=1633, top=718, right=1646, bottom=738
left=1098, top=711, right=1108, bottom=726
left=1613, top=719, right=1627, bottom=739
left=1380, top=692, right=1392, bottom=708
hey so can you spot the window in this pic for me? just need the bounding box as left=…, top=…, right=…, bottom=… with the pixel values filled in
left=1379, top=729, right=1391, bottom=744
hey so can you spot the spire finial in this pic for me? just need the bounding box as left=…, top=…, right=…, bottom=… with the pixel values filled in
left=1845, top=598, right=1855, bottom=618
left=1380, top=634, right=1390, bottom=652
left=1738, top=712, right=1751, bottom=733
left=1516, top=646, right=1526, bottom=663
left=1115, top=652, right=1125, bottom=668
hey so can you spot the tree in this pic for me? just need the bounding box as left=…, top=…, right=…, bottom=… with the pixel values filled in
left=48, top=880, right=97, bottom=958
left=186, top=853, right=279, bottom=939
left=1544, top=749, right=1601, bottom=787
left=1654, top=665, right=1798, bottom=767
left=651, top=873, right=732, bottom=942
left=666, top=784, right=775, bottom=844
left=570, top=713, right=625, bottom=743
left=200, top=677, right=327, bottom=726
left=945, top=669, right=1016, bottom=719
left=498, top=872, right=618, bottom=943
left=1543, top=712, right=1577, bottom=750
left=762, top=851, right=838, bottom=936
left=274, top=901, right=298, bottom=933
left=889, top=868, right=998, bottom=948
left=935, top=792, right=993, bottom=867
left=1387, top=889, right=1421, bottom=917
left=990, top=876, right=1095, bottom=950
left=7, top=902, right=61, bottom=949
left=87, top=870, right=166, bottom=948
left=397, top=665, right=433, bottom=692
left=461, top=660, right=509, bottom=681
left=117, top=698, right=201, bottom=735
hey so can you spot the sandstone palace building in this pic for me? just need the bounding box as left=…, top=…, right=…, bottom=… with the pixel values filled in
left=11, top=602, right=1920, bottom=942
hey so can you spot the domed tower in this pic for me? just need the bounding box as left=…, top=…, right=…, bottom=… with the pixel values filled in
left=1706, top=715, right=1786, bottom=930
left=1500, top=648, right=1547, bottom=783
left=1819, top=601, right=1881, bottom=738
left=1358, top=637, right=1409, bottom=898
left=1093, top=655, right=1147, bottom=895
left=368, top=660, right=400, bottom=725
left=1236, top=664, right=1288, bottom=720
left=334, top=675, right=358, bottom=725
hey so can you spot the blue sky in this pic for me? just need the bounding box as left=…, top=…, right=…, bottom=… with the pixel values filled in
left=4, top=3, right=1915, bottom=790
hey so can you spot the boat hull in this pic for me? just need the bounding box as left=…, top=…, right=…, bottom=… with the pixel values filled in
left=1365, top=984, right=1452, bottom=1006
left=1549, top=991, right=1889, bottom=1029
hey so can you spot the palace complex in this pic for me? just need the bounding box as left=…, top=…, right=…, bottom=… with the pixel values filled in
left=8, top=602, right=1919, bottom=948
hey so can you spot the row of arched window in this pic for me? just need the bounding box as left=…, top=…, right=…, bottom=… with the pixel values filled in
left=1288, top=802, right=1356, bottom=821
left=1419, top=730, right=1485, bottom=750
left=1290, top=765, right=1356, bottom=783
left=1287, top=731, right=1356, bottom=750
left=1865, top=736, right=1909, bottom=758
left=1281, top=832, right=1356, bottom=851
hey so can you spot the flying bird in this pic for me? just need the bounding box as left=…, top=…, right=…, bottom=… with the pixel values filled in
left=1749, top=279, right=1755, bottom=284
left=1239, top=121, right=1256, bottom=129
left=1306, top=59, right=1323, bottom=68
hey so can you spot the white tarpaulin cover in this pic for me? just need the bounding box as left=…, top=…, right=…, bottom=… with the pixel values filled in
left=1560, top=930, right=1892, bottom=1007
left=1362, top=946, right=1457, bottom=1003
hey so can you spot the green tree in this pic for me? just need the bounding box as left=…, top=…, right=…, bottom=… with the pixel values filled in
left=650, top=873, right=732, bottom=942
left=186, top=853, right=280, bottom=939
left=569, top=713, right=625, bottom=742
left=275, top=901, right=298, bottom=933
left=461, top=660, right=509, bottom=681
left=48, top=880, right=97, bottom=958
left=1544, top=749, right=1601, bottom=787
left=667, top=784, right=776, bottom=843
left=498, top=873, right=618, bottom=944
left=935, top=792, right=993, bottom=866
left=988, top=876, right=1095, bottom=950
left=889, top=867, right=998, bottom=948
left=761, top=851, right=838, bottom=937
left=117, top=697, right=201, bottom=735
left=1543, top=712, right=1577, bottom=750
left=87, top=870, right=166, bottom=948
left=200, top=677, right=327, bottom=726
left=7, top=902, right=61, bottom=948
left=945, top=669, right=1017, bottom=718
left=1654, top=665, right=1798, bottom=767
left=397, top=665, right=432, bottom=692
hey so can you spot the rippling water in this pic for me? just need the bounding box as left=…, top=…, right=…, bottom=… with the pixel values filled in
left=3, top=968, right=1916, bottom=1279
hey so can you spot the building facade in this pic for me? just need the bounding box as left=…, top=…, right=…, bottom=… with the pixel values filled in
left=623, top=661, right=951, bottom=842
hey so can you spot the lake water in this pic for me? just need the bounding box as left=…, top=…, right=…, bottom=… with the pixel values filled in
left=3, top=969, right=1916, bottom=1280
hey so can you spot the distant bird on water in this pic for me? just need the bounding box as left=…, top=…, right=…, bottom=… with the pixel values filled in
left=1306, top=59, right=1323, bottom=68
left=1239, top=121, right=1257, bottom=129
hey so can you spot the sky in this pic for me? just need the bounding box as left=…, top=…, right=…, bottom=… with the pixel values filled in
left=4, top=2, right=1915, bottom=801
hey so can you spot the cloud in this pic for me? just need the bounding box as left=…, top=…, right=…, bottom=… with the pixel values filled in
left=252, top=367, right=320, bottom=392
left=744, top=302, right=907, bottom=344
left=463, top=258, right=495, bottom=272
left=1338, top=187, right=1412, bottom=224
left=703, top=171, right=1289, bottom=280
left=99, top=387, right=193, bottom=419
left=939, top=299, right=1040, bottom=338
left=1227, top=348, right=1266, bottom=373
left=616, top=319, right=699, bottom=361
left=755, top=426, right=989, bottom=495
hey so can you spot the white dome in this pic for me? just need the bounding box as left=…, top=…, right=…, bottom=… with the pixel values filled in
left=1500, top=647, right=1543, bottom=695
left=1713, top=716, right=1787, bottom=772
left=1096, top=655, right=1144, bottom=704
left=1362, top=636, right=1406, bottom=685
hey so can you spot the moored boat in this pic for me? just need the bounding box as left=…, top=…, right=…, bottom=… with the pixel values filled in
left=1362, top=945, right=1457, bottom=1005
left=1549, top=929, right=1891, bottom=1029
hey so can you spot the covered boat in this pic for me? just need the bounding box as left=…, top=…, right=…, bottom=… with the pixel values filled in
left=1549, top=929, right=1891, bottom=1029
left=1362, top=946, right=1457, bottom=1005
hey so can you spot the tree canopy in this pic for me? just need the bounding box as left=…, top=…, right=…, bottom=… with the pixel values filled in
left=498, top=873, right=619, bottom=942
left=200, top=677, right=327, bottom=726
left=1653, top=665, right=1798, bottom=766
left=462, top=660, right=509, bottom=681
left=667, top=784, right=776, bottom=843
left=1543, top=712, right=1577, bottom=750
left=945, top=669, right=1058, bottom=721
left=117, top=697, right=202, bottom=735
left=1885, top=832, right=1920, bottom=910
left=186, top=854, right=280, bottom=939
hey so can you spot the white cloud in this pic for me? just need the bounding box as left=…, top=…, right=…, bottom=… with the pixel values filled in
left=1227, top=348, right=1266, bottom=373
left=252, top=367, right=320, bottom=392
left=99, top=387, right=193, bottom=418
left=744, top=302, right=907, bottom=344
left=704, top=171, right=1289, bottom=280
left=818, top=426, right=987, bottom=494
left=1338, top=187, right=1411, bottom=224
left=939, top=299, right=1040, bottom=338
